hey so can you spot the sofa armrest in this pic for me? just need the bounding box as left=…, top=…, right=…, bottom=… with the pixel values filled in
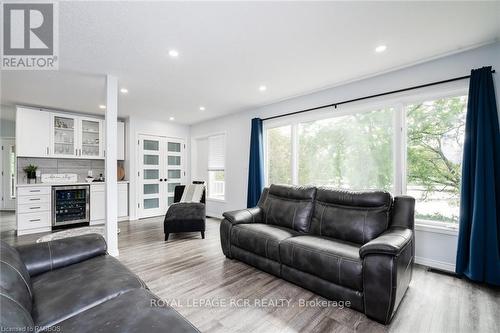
left=222, top=207, right=263, bottom=224
left=16, top=233, right=107, bottom=277
left=359, top=227, right=412, bottom=258
left=165, top=202, right=205, bottom=220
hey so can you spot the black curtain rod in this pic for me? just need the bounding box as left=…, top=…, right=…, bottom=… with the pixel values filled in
left=262, top=69, right=495, bottom=121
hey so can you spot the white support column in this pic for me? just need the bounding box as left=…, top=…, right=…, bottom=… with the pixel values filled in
left=105, top=75, right=119, bottom=256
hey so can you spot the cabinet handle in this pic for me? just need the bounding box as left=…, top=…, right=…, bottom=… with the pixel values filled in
left=29, top=190, right=40, bottom=193
left=46, top=147, right=49, bottom=155
left=30, top=207, right=41, bottom=209
left=29, top=219, right=41, bottom=222
left=29, top=198, right=40, bottom=201
left=75, top=148, right=78, bottom=155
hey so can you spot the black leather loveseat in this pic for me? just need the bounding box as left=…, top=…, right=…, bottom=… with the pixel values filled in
left=0, top=234, right=199, bottom=333
left=220, top=185, right=415, bottom=324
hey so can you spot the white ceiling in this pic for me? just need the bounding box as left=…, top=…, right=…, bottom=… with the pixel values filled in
left=1, top=1, right=499, bottom=124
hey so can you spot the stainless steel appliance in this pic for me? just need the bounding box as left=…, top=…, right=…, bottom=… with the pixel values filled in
left=52, top=185, right=90, bottom=227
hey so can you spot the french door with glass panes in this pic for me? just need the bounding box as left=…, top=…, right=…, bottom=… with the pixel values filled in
left=138, top=135, right=185, bottom=218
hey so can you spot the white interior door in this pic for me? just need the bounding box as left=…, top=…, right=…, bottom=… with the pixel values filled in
left=138, top=135, right=163, bottom=218
left=163, top=139, right=185, bottom=207
left=1, top=138, right=16, bottom=210
left=137, top=135, right=185, bottom=218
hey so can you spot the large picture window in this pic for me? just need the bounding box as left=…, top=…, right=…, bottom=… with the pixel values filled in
left=406, top=96, right=467, bottom=224
left=266, top=125, right=292, bottom=185
left=298, top=108, right=393, bottom=190
left=265, top=92, right=467, bottom=227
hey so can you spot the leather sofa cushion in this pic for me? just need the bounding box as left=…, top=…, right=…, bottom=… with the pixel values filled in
left=0, top=241, right=33, bottom=313
left=31, top=255, right=146, bottom=329
left=0, top=294, right=34, bottom=331
left=310, top=188, right=392, bottom=244
left=260, top=184, right=317, bottom=232
left=280, top=235, right=363, bottom=291
left=56, top=289, right=200, bottom=333
left=231, top=223, right=298, bottom=262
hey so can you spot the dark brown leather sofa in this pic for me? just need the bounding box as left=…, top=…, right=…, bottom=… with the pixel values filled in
left=220, top=184, right=415, bottom=324
left=0, top=234, right=199, bottom=332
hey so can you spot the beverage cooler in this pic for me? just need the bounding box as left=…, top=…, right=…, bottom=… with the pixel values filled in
left=52, top=185, right=90, bottom=227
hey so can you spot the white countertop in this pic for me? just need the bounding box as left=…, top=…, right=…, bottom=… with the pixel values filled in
left=16, top=181, right=129, bottom=187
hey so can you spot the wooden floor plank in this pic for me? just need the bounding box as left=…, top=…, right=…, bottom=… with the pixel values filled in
left=1, top=215, right=499, bottom=333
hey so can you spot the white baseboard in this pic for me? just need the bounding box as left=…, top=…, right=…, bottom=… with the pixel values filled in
left=415, top=256, right=455, bottom=272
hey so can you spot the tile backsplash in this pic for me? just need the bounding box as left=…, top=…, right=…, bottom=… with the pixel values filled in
left=17, top=158, right=105, bottom=184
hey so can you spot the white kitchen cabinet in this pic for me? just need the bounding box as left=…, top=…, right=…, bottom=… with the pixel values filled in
left=102, top=121, right=125, bottom=160
left=90, top=183, right=128, bottom=225
left=117, top=121, right=125, bottom=160
left=16, top=107, right=51, bottom=157
left=16, top=107, right=125, bottom=160
left=16, top=185, right=52, bottom=235
left=51, top=113, right=78, bottom=158
left=80, top=117, right=104, bottom=158
left=90, top=184, right=105, bottom=224
left=118, top=182, right=128, bottom=217
left=52, top=113, right=105, bottom=159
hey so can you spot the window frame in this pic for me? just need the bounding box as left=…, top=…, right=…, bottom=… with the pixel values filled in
left=205, top=132, right=227, bottom=202
left=263, top=83, right=468, bottom=230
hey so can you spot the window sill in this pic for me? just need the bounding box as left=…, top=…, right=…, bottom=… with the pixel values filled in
left=206, top=198, right=226, bottom=203
left=415, top=221, right=459, bottom=236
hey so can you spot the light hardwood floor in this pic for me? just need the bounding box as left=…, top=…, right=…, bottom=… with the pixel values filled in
left=1, top=216, right=499, bottom=333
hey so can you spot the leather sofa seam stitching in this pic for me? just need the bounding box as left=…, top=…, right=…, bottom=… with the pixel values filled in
left=268, top=194, right=313, bottom=203
left=0, top=260, right=33, bottom=297
left=47, top=242, right=53, bottom=271
left=291, top=206, right=297, bottom=231
left=385, top=257, right=395, bottom=323
left=316, top=201, right=389, bottom=211
left=0, top=292, right=33, bottom=322
left=362, top=211, right=367, bottom=244
left=319, top=205, right=326, bottom=236
left=287, top=243, right=360, bottom=263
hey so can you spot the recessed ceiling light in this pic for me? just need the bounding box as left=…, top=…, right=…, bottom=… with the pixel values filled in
left=259, top=85, right=267, bottom=92
left=199, top=106, right=206, bottom=111
left=168, top=49, right=179, bottom=57
left=169, top=116, right=175, bottom=121
left=375, top=45, right=387, bottom=53
left=99, top=105, right=106, bottom=109
left=120, top=88, right=128, bottom=94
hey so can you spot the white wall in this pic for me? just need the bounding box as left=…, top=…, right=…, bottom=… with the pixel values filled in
left=190, top=42, right=500, bottom=271
left=127, top=115, right=191, bottom=220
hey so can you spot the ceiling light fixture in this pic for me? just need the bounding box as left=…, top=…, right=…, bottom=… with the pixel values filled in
left=99, top=105, right=106, bottom=109
left=375, top=45, right=387, bottom=53
left=120, top=88, right=128, bottom=94
left=199, top=106, right=205, bottom=111
left=258, top=85, right=267, bottom=92
left=169, top=116, right=175, bottom=121
left=168, top=49, right=179, bottom=58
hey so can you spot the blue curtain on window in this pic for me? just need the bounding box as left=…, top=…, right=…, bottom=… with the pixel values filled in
left=456, top=66, right=500, bottom=286
left=247, top=118, right=264, bottom=207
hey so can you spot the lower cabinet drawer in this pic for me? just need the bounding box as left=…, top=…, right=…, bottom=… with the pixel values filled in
left=17, top=186, right=51, bottom=196
left=17, top=195, right=50, bottom=205
left=17, top=211, right=51, bottom=231
left=17, top=202, right=50, bottom=214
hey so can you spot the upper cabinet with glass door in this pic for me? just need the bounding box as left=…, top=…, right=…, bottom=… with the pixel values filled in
left=52, top=115, right=78, bottom=157
left=79, top=118, right=103, bottom=158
